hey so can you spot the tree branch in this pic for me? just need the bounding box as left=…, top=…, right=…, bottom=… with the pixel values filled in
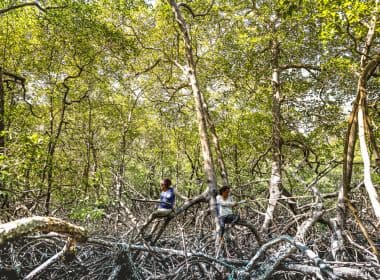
left=178, top=0, right=215, bottom=17
left=0, top=1, right=46, bottom=15
left=0, top=216, right=87, bottom=246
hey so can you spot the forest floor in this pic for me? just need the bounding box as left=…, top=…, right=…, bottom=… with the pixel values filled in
left=1, top=187, right=379, bottom=279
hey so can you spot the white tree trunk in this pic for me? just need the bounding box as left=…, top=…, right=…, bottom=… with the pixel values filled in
left=357, top=105, right=380, bottom=222
left=262, top=40, right=282, bottom=233
left=168, top=0, right=220, bottom=237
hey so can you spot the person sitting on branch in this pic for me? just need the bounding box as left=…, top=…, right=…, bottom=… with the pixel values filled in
left=140, top=178, right=175, bottom=239
left=156, top=178, right=175, bottom=216
left=216, top=185, right=244, bottom=240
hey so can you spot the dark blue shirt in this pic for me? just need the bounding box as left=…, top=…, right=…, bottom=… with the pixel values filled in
left=159, top=187, right=175, bottom=209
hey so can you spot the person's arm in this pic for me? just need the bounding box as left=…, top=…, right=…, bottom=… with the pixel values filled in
left=173, top=186, right=189, bottom=200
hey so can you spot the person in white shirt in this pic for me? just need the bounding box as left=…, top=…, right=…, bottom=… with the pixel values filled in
left=216, top=185, right=240, bottom=239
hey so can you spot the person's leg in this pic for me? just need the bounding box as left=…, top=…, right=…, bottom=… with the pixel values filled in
left=148, top=208, right=172, bottom=235
left=155, top=208, right=172, bottom=217
left=224, top=214, right=234, bottom=224
left=222, top=214, right=240, bottom=234
left=218, top=216, right=226, bottom=239
left=140, top=211, right=158, bottom=233
left=224, top=214, right=239, bottom=224
left=231, top=213, right=240, bottom=226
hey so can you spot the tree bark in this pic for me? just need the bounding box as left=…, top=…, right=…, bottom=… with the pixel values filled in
left=167, top=0, right=220, bottom=237
left=358, top=83, right=380, bottom=222
left=335, top=2, right=380, bottom=259
left=335, top=96, right=358, bottom=260
left=355, top=3, right=380, bottom=222
left=262, top=39, right=282, bottom=233
left=0, top=216, right=87, bottom=246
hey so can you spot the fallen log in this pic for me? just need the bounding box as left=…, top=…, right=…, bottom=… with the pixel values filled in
left=0, top=216, right=87, bottom=246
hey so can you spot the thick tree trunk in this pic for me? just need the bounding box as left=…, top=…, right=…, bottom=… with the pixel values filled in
left=262, top=40, right=282, bottom=233
left=355, top=3, right=380, bottom=223
left=334, top=99, right=358, bottom=260
left=358, top=85, right=380, bottom=222
left=335, top=5, right=380, bottom=259
left=168, top=0, right=220, bottom=236
left=0, top=216, right=87, bottom=245
left=339, top=98, right=358, bottom=223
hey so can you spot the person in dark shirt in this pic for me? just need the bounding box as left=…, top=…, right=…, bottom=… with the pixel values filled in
left=140, top=178, right=175, bottom=239
left=157, top=178, right=175, bottom=211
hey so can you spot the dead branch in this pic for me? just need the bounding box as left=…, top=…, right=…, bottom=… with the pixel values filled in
left=24, top=237, right=76, bottom=280
left=237, top=235, right=336, bottom=280
left=283, top=263, right=376, bottom=279
left=0, top=216, right=87, bottom=246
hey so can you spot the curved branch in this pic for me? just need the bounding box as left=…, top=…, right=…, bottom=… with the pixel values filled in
left=363, top=55, right=380, bottom=81
left=0, top=1, right=66, bottom=15
left=178, top=0, right=215, bottom=17
left=0, top=216, right=88, bottom=246
left=0, top=2, right=46, bottom=15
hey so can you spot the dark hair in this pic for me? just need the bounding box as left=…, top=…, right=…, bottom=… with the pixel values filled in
left=161, top=178, right=172, bottom=187
left=219, top=185, right=230, bottom=195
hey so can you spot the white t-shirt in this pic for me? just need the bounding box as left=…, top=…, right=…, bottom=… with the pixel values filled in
left=216, top=195, right=235, bottom=217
